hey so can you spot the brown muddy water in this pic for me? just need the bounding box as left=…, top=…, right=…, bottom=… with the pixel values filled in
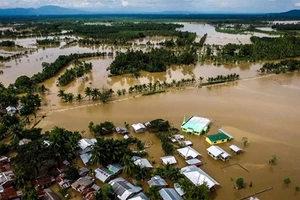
left=36, top=72, right=300, bottom=200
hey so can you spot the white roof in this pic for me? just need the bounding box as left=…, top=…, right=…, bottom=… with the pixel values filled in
left=177, top=146, right=201, bottom=159
left=132, top=156, right=153, bottom=168
left=160, top=156, right=177, bottom=165
left=180, top=165, right=219, bottom=189
left=207, top=146, right=224, bottom=157
left=185, top=158, right=202, bottom=165
left=174, top=134, right=184, bottom=140
left=79, top=138, right=96, bottom=150
left=132, top=123, right=146, bottom=131
left=181, top=116, right=211, bottom=133
left=6, top=106, right=17, bottom=112
left=230, top=145, right=242, bottom=153
left=183, top=140, right=193, bottom=146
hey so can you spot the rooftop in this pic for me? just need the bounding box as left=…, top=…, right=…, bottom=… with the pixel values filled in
left=230, top=145, right=243, bottom=153
left=177, top=146, right=201, bottom=159
left=109, top=177, right=142, bottom=200
left=0, top=171, right=15, bottom=186
left=79, top=138, right=96, bottom=150
left=95, top=167, right=114, bottom=183
left=71, top=176, right=94, bottom=193
left=147, top=176, right=168, bottom=187
left=132, top=156, right=153, bottom=168
left=181, top=116, right=211, bottom=133
left=159, top=188, right=183, bottom=200
left=206, top=129, right=234, bottom=142
left=128, top=192, right=149, bottom=200
left=160, top=156, right=177, bottom=165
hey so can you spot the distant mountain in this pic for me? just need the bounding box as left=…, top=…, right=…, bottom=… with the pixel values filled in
left=277, top=9, right=300, bottom=17
left=0, top=5, right=88, bottom=16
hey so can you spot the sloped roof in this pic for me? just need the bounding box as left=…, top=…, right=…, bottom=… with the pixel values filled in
left=207, top=146, right=223, bottom=157
left=128, top=192, right=149, bottom=200
left=147, top=176, right=168, bottom=187
left=132, top=123, right=146, bottom=132
left=109, top=177, right=142, bottom=200
left=95, top=167, right=114, bottom=183
left=132, top=156, right=153, bottom=168
left=160, top=156, right=177, bottom=165
left=180, top=165, right=219, bottom=189
left=79, top=139, right=96, bottom=150
left=229, top=145, right=242, bottom=153
left=181, top=116, right=211, bottom=133
left=185, top=158, right=202, bottom=165
left=80, top=153, right=92, bottom=166
left=177, top=146, right=201, bottom=159
left=71, top=176, right=94, bottom=192
left=159, top=188, right=183, bottom=200
left=107, top=164, right=123, bottom=174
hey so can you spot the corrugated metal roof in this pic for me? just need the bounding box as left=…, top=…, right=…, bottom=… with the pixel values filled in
left=229, top=145, right=242, bottom=153
left=109, top=178, right=142, bottom=200
left=147, top=176, right=168, bottom=187
left=160, top=156, right=177, bottom=165
left=181, top=116, right=210, bottom=133
left=80, top=153, right=92, bottom=166
left=159, top=188, right=183, bottom=200
left=177, top=146, right=201, bottom=159
left=95, top=167, right=114, bottom=183
left=132, top=156, right=153, bottom=168
left=128, top=192, right=149, bottom=200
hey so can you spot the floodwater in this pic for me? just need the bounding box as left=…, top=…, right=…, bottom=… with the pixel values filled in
left=177, top=23, right=277, bottom=45
left=37, top=72, right=300, bottom=200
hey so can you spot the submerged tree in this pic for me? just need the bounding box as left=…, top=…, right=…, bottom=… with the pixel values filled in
left=236, top=177, right=244, bottom=189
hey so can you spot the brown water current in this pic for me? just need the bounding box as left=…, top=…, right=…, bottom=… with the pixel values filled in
left=36, top=72, right=300, bottom=200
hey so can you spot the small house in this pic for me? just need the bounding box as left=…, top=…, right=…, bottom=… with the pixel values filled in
left=0, top=156, right=10, bottom=166
left=147, top=176, right=168, bottom=188
left=109, top=177, right=142, bottom=200
left=174, top=183, right=185, bottom=197
left=132, top=123, right=146, bottom=133
left=132, top=156, right=153, bottom=168
left=177, top=146, right=201, bottom=160
left=107, top=164, right=123, bottom=175
left=81, top=185, right=100, bottom=200
left=56, top=175, right=71, bottom=189
left=159, top=188, right=183, bottom=200
left=128, top=192, right=149, bottom=200
left=160, top=156, right=177, bottom=165
left=43, top=188, right=61, bottom=200
left=56, top=160, right=70, bottom=174
left=115, top=126, right=129, bottom=134
left=185, top=158, right=202, bottom=166
left=71, top=176, right=94, bottom=193
left=180, top=165, right=219, bottom=191
left=207, top=145, right=231, bottom=161
left=79, top=138, right=96, bottom=154
left=0, top=186, right=22, bottom=200
left=33, top=176, right=56, bottom=191
left=95, top=167, right=115, bottom=183
left=181, top=115, right=211, bottom=135
left=80, top=153, right=92, bottom=166
left=229, top=145, right=243, bottom=154
left=78, top=167, right=89, bottom=177
left=5, top=106, right=17, bottom=116
left=0, top=171, right=15, bottom=188
left=205, top=129, right=234, bottom=145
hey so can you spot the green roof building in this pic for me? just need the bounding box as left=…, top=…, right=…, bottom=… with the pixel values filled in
left=206, top=129, right=234, bottom=145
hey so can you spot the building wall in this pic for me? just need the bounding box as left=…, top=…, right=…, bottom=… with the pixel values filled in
left=205, top=137, right=229, bottom=145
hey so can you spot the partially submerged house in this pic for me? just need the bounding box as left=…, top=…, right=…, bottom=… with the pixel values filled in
left=109, top=177, right=142, bottom=200
left=132, top=156, right=153, bottom=168
left=159, top=188, right=183, bottom=200
left=185, top=158, right=202, bottom=166
left=115, top=126, right=129, bottom=134
left=177, top=146, right=201, bottom=160
left=132, top=123, right=146, bottom=133
left=207, top=146, right=231, bottom=161
left=181, top=116, right=211, bottom=135
left=174, top=183, right=185, bottom=197
left=160, top=156, right=177, bottom=165
left=56, top=175, right=71, bottom=189
left=147, top=176, right=168, bottom=188
left=0, top=186, right=22, bottom=200
left=107, top=164, right=123, bottom=175
left=128, top=192, right=149, bottom=200
left=78, top=167, right=89, bottom=177
left=180, top=165, right=219, bottom=191
left=71, top=176, right=94, bottom=193
left=95, top=167, right=115, bottom=183
left=81, top=184, right=100, bottom=200
left=79, top=138, right=97, bottom=154
left=80, top=153, right=92, bottom=166
left=33, top=176, right=56, bottom=191
left=42, top=188, right=61, bottom=200
left=170, top=134, right=193, bottom=146
left=5, top=106, right=17, bottom=116
left=205, top=129, right=234, bottom=145
left=0, top=171, right=15, bottom=188
left=229, top=145, right=243, bottom=154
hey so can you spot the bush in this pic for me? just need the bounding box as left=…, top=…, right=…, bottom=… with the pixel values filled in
left=269, top=155, right=277, bottom=165
left=284, top=178, right=291, bottom=184
left=236, top=177, right=244, bottom=189
left=296, top=186, right=300, bottom=191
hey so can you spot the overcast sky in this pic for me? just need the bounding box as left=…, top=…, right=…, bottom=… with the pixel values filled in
left=1, top=0, right=300, bottom=13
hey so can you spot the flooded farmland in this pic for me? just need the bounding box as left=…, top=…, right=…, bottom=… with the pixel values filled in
left=1, top=22, right=300, bottom=200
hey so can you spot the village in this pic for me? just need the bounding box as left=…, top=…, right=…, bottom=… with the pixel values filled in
left=0, top=114, right=250, bottom=200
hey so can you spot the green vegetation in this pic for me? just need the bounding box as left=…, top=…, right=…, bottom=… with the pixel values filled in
left=0, top=40, right=16, bottom=47
left=242, top=137, right=248, bottom=147
left=36, top=38, right=60, bottom=46
left=284, top=178, right=291, bottom=184
left=31, top=52, right=111, bottom=84
left=236, top=177, right=244, bottom=189
left=65, top=165, right=80, bottom=180
left=89, top=121, right=115, bottom=137
left=107, top=48, right=197, bottom=75
left=57, top=60, right=93, bottom=86
left=147, top=119, right=171, bottom=133
left=200, top=73, right=239, bottom=86
left=269, top=155, right=278, bottom=165
left=179, top=178, right=210, bottom=200
left=156, top=132, right=175, bottom=155
left=296, top=186, right=300, bottom=191
left=272, top=23, right=300, bottom=31
left=142, top=90, right=166, bottom=96
left=155, top=164, right=183, bottom=181
left=259, top=59, right=300, bottom=74
left=95, top=184, right=115, bottom=200
left=22, top=184, right=38, bottom=200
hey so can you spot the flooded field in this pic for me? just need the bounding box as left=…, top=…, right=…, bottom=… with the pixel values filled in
left=37, top=72, right=300, bottom=200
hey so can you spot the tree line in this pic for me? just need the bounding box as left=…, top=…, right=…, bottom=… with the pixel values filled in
left=36, top=38, right=60, bottom=46
left=259, top=59, right=300, bottom=74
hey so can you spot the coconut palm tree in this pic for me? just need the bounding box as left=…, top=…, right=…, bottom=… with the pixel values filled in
left=76, top=94, right=83, bottom=102
left=84, top=87, right=92, bottom=100
left=122, top=155, right=135, bottom=175
left=57, top=89, right=65, bottom=97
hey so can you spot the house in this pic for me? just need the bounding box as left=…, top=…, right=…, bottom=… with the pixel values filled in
left=33, top=176, right=56, bottom=191
left=132, top=123, right=146, bottom=133
left=56, top=175, right=71, bottom=189
left=185, top=158, right=202, bottom=166
left=79, top=167, right=90, bottom=177
left=174, top=183, right=185, bottom=197
left=0, top=171, right=16, bottom=188
left=5, top=106, right=17, bottom=116
left=107, top=164, right=123, bottom=175
left=71, top=176, right=94, bottom=193
left=80, top=153, right=92, bottom=166
left=43, top=188, right=61, bottom=200
left=18, top=138, right=32, bottom=146
left=95, top=167, right=115, bottom=183
left=207, top=146, right=231, bottom=161
left=180, top=165, right=219, bottom=191
left=147, top=176, right=168, bottom=188
left=181, top=115, right=211, bottom=135
left=170, top=134, right=192, bottom=146
left=132, top=156, right=153, bottom=168
left=56, top=160, right=70, bottom=174
left=182, top=140, right=193, bottom=146
left=109, top=177, right=142, bottom=200
left=0, top=156, right=10, bottom=166
left=79, top=138, right=97, bottom=154
left=0, top=186, right=22, bottom=200
left=205, top=129, right=234, bottom=145
left=81, top=184, right=100, bottom=200
left=177, top=146, right=201, bottom=160
left=159, top=188, right=183, bottom=200
left=115, top=126, right=129, bottom=134
left=160, top=156, right=177, bottom=165
left=128, top=192, right=149, bottom=200
left=230, top=145, right=243, bottom=154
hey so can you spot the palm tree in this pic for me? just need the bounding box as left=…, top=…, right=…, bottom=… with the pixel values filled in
left=76, top=94, right=83, bottom=102
left=91, top=88, right=100, bottom=100
left=22, top=184, right=38, bottom=200
left=122, top=155, right=135, bottom=175
left=84, top=87, right=92, bottom=100
left=57, top=89, right=65, bottom=97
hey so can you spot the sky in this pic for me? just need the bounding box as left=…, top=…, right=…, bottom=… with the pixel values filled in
left=1, top=0, right=300, bottom=13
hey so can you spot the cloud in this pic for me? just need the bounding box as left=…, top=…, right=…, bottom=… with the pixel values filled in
left=122, top=0, right=129, bottom=6
left=295, top=2, right=300, bottom=7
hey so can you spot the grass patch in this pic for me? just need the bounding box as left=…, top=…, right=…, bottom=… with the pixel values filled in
left=142, top=90, right=166, bottom=96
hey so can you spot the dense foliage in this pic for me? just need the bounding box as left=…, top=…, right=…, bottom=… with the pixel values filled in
left=259, top=59, right=300, bottom=74
left=107, top=48, right=197, bottom=75
left=0, top=40, right=16, bottom=47
left=57, top=61, right=93, bottom=86
left=89, top=121, right=115, bottom=137
left=147, top=119, right=170, bottom=133
left=36, top=38, right=60, bottom=46
left=272, top=23, right=300, bottom=31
